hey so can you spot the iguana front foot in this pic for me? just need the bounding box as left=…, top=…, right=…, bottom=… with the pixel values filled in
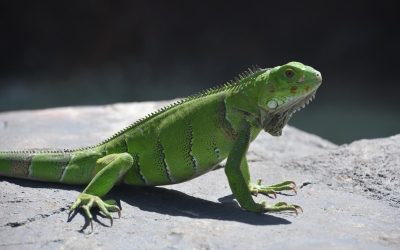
left=69, top=193, right=120, bottom=231
left=249, top=179, right=297, bottom=198
left=262, top=201, right=303, bottom=215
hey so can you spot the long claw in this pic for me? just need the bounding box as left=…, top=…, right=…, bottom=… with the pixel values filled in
left=67, top=210, right=73, bottom=220
left=294, top=205, right=303, bottom=213
left=266, top=191, right=277, bottom=199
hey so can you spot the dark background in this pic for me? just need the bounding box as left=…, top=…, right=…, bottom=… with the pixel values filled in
left=0, top=1, right=399, bottom=144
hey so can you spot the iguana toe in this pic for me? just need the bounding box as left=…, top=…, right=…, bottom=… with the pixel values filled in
left=262, top=201, right=303, bottom=215
left=249, top=179, right=297, bottom=198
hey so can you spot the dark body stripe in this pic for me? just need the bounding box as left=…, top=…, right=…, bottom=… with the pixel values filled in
left=155, top=137, right=174, bottom=183
left=186, top=123, right=198, bottom=173
left=216, top=97, right=237, bottom=139
left=133, top=153, right=147, bottom=184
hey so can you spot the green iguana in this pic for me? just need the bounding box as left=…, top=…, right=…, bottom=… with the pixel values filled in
left=0, top=62, right=322, bottom=228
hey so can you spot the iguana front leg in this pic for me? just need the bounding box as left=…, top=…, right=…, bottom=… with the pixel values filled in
left=224, top=122, right=301, bottom=214
left=69, top=153, right=133, bottom=229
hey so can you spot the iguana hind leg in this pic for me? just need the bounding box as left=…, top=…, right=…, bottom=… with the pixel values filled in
left=69, top=153, right=133, bottom=230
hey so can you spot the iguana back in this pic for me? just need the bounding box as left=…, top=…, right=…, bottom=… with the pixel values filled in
left=0, top=68, right=265, bottom=185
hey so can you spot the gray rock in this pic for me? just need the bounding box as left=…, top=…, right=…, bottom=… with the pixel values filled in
left=0, top=101, right=399, bottom=250
left=282, top=134, right=400, bottom=208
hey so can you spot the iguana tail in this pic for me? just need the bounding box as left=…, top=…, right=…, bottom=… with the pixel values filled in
left=0, top=148, right=104, bottom=184
left=0, top=150, right=74, bottom=183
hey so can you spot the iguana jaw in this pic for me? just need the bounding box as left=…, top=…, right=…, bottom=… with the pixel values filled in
left=260, top=90, right=317, bottom=136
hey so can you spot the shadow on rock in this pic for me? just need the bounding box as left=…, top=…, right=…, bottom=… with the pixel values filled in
left=113, top=185, right=291, bottom=226
left=0, top=176, right=84, bottom=192
left=1, top=176, right=291, bottom=226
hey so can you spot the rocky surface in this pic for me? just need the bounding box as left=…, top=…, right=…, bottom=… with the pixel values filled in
left=0, top=100, right=399, bottom=250
left=282, top=134, right=400, bottom=208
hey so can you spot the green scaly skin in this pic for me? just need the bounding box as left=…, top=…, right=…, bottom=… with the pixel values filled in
left=0, top=62, right=322, bottom=229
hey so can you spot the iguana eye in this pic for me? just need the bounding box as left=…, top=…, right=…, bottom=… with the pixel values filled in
left=285, top=69, right=295, bottom=79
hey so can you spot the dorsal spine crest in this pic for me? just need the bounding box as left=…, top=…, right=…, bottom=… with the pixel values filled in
left=0, top=66, right=267, bottom=154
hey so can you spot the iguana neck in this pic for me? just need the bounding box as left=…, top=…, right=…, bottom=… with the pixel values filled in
left=260, top=90, right=317, bottom=136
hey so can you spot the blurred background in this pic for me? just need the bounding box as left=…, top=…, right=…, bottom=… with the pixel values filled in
left=0, top=1, right=399, bottom=144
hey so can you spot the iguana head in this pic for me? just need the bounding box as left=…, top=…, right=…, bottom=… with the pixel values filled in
left=258, top=61, right=322, bottom=136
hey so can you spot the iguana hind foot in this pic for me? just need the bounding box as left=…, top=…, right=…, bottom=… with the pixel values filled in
left=69, top=193, right=120, bottom=231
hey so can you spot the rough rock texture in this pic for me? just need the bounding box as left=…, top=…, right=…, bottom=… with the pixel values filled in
left=0, top=100, right=399, bottom=250
left=282, top=135, right=400, bottom=208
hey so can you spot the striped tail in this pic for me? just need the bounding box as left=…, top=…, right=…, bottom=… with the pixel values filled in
left=0, top=150, right=72, bottom=183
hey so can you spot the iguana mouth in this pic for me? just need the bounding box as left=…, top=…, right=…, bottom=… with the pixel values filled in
left=284, top=90, right=317, bottom=116
left=261, top=90, right=317, bottom=136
